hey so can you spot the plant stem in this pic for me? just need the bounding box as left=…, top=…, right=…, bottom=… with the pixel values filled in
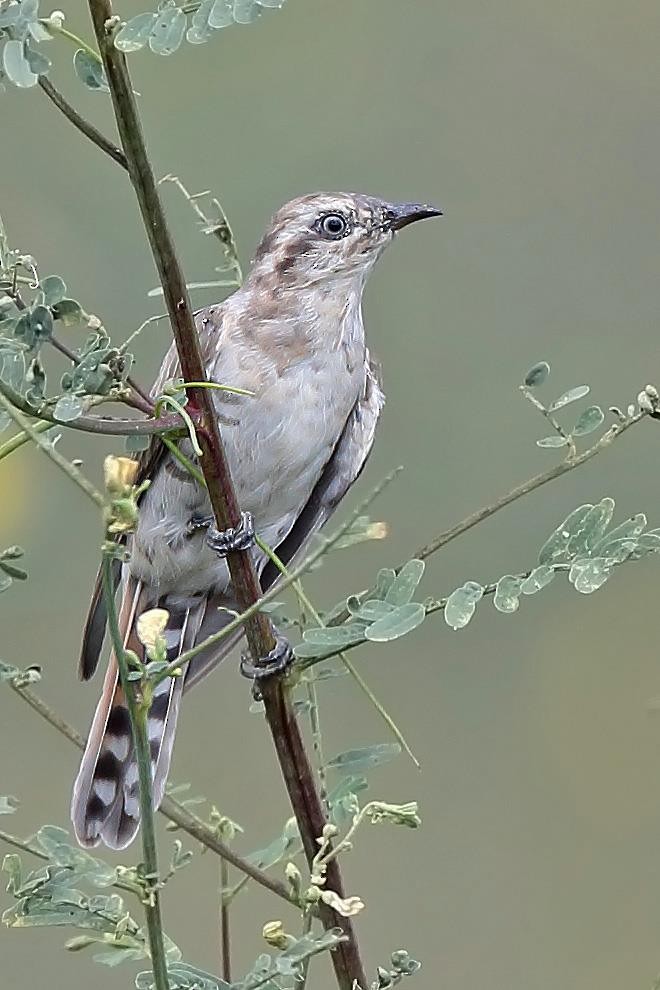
left=413, top=407, right=647, bottom=563
left=0, top=419, right=52, bottom=461
left=86, top=6, right=367, bottom=985
left=38, top=77, right=128, bottom=170
left=0, top=827, right=142, bottom=897
left=0, top=375, right=187, bottom=436
left=0, top=391, right=105, bottom=506
left=325, top=406, right=651, bottom=631
left=256, top=536, right=419, bottom=773
left=6, top=673, right=301, bottom=908
left=101, top=555, right=169, bottom=990
left=220, top=858, right=231, bottom=983
left=40, top=18, right=102, bottom=63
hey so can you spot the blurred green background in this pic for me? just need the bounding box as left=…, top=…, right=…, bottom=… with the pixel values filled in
left=3, top=1, right=660, bottom=987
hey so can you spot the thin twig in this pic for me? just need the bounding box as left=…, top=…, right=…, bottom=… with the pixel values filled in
left=220, top=858, right=231, bottom=983
left=0, top=826, right=142, bottom=897
left=256, top=536, right=420, bottom=772
left=101, top=555, right=169, bottom=990
left=0, top=391, right=105, bottom=506
left=87, top=6, right=366, bottom=986
left=413, top=409, right=647, bottom=563
left=6, top=674, right=301, bottom=906
left=0, top=419, right=52, bottom=461
left=0, top=376, right=187, bottom=436
left=38, top=77, right=128, bottom=170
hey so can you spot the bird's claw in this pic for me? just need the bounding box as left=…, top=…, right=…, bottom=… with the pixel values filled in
left=204, top=511, right=256, bottom=556
left=241, top=635, right=294, bottom=697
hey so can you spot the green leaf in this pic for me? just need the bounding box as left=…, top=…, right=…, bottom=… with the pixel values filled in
left=0, top=347, right=25, bottom=389
left=2, top=39, right=38, bottom=87
left=538, top=503, right=593, bottom=565
left=148, top=5, right=187, bottom=55
left=186, top=0, right=215, bottom=42
left=295, top=626, right=363, bottom=659
left=51, top=298, right=82, bottom=325
left=520, top=564, right=555, bottom=595
left=24, top=42, right=50, bottom=75
left=384, top=559, right=425, bottom=606
left=114, top=12, right=159, bottom=52
left=0, top=572, right=12, bottom=592
left=374, top=567, right=396, bottom=599
left=324, top=743, right=401, bottom=775
left=29, top=304, right=53, bottom=341
left=52, top=394, right=84, bottom=422
left=536, top=435, right=568, bottom=448
left=632, top=533, right=660, bottom=555
left=443, top=581, right=483, bottom=630
left=347, top=598, right=394, bottom=622
left=365, top=602, right=425, bottom=642
left=493, top=574, right=523, bottom=613
left=524, top=361, right=550, bottom=387
left=209, top=0, right=234, bottom=28
left=246, top=819, right=301, bottom=870
left=593, top=514, right=646, bottom=554
left=572, top=404, right=605, bottom=436
left=39, top=275, right=67, bottom=306
left=548, top=385, right=590, bottom=411
left=569, top=557, right=611, bottom=594
left=566, top=498, right=615, bottom=557
left=0, top=795, right=18, bottom=815
left=73, top=49, right=109, bottom=91
left=233, top=0, right=262, bottom=24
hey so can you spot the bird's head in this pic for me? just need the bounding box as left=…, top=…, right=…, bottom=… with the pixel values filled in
left=247, top=192, right=442, bottom=292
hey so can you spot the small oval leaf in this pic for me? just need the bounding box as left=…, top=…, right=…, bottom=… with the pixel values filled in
left=365, top=602, right=426, bottom=642
left=114, top=12, right=159, bottom=52
left=538, top=504, right=593, bottom=565
left=524, top=361, right=550, bottom=387
left=493, top=574, right=523, bottom=613
left=520, top=564, right=555, bottom=595
left=569, top=557, right=611, bottom=594
left=73, top=49, right=109, bottom=91
left=548, top=385, right=590, bottom=412
left=3, top=39, right=38, bottom=87
left=39, top=275, right=67, bottom=307
left=443, top=581, right=483, bottom=631
left=148, top=6, right=187, bottom=55
left=325, top=743, right=401, bottom=775
left=384, top=559, right=425, bottom=606
left=572, top=405, right=604, bottom=436
left=536, top=435, right=569, bottom=448
left=52, top=394, right=84, bottom=422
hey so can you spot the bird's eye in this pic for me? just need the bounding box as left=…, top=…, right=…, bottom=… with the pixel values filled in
left=317, top=213, right=349, bottom=239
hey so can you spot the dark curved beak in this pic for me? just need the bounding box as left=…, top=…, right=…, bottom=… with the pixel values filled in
left=387, top=202, right=443, bottom=231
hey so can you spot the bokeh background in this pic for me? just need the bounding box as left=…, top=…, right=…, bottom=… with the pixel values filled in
left=3, top=1, right=660, bottom=987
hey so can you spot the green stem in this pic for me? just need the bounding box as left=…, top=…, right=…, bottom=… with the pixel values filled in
left=101, top=555, right=169, bottom=990
left=219, top=858, right=231, bottom=983
left=0, top=419, right=52, bottom=462
left=6, top=678, right=299, bottom=906
left=0, top=392, right=105, bottom=506
left=256, top=536, right=420, bottom=771
left=0, top=827, right=142, bottom=897
left=40, top=18, right=102, bottom=63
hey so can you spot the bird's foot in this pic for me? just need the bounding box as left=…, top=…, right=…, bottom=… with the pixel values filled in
left=241, top=635, right=294, bottom=696
left=200, top=511, right=256, bottom=556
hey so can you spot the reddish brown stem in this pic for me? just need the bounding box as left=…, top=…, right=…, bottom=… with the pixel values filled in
left=86, top=5, right=367, bottom=988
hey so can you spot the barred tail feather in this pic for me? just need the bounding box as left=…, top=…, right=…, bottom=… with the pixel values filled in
left=71, top=576, right=204, bottom=850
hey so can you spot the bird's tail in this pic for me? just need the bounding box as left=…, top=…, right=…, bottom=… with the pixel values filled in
left=71, top=576, right=205, bottom=850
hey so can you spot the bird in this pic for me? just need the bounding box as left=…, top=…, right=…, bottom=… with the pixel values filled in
left=71, top=191, right=441, bottom=850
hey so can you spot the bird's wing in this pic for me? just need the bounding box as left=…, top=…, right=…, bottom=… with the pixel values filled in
left=261, top=352, right=384, bottom=587
left=182, top=352, right=385, bottom=693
